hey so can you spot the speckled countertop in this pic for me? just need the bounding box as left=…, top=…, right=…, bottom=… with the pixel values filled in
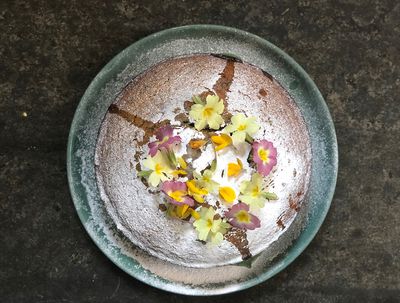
left=0, top=1, right=399, bottom=302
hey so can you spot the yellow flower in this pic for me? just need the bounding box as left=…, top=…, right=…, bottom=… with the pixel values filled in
left=192, top=207, right=231, bottom=244
left=211, top=133, right=232, bottom=151
left=186, top=180, right=208, bottom=203
left=239, top=173, right=268, bottom=209
left=194, top=169, right=219, bottom=193
left=142, top=151, right=173, bottom=187
left=219, top=186, right=236, bottom=203
left=223, top=113, right=260, bottom=146
left=189, top=95, right=224, bottom=130
left=227, top=158, right=243, bottom=177
left=166, top=204, right=193, bottom=219
left=172, top=169, right=187, bottom=177
left=177, top=156, right=187, bottom=169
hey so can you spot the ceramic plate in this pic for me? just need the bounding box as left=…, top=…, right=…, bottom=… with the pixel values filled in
left=67, top=25, right=338, bottom=295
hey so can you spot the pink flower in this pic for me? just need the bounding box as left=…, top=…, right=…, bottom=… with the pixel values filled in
left=252, top=139, right=277, bottom=176
left=148, top=126, right=181, bottom=156
left=161, top=181, right=194, bottom=206
left=225, top=203, right=260, bottom=230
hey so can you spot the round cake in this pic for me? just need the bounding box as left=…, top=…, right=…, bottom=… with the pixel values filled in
left=95, top=54, right=311, bottom=268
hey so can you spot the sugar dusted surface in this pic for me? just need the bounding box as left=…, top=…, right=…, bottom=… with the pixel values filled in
left=95, top=55, right=312, bottom=268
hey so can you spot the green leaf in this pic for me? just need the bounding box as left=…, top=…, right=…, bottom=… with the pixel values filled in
left=262, top=192, right=278, bottom=200
left=137, top=170, right=151, bottom=177
left=192, top=95, right=204, bottom=105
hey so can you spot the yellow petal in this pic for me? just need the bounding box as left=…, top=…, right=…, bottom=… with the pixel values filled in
left=187, top=180, right=208, bottom=195
left=191, top=209, right=201, bottom=220
left=193, top=194, right=205, bottom=203
left=211, top=134, right=232, bottom=151
left=172, top=169, right=187, bottom=176
left=177, top=157, right=187, bottom=169
left=219, top=186, right=236, bottom=203
left=227, top=159, right=243, bottom=177
left=189, top=139, right=207, bottom=149
left=177, top=204, right=189, bottom=217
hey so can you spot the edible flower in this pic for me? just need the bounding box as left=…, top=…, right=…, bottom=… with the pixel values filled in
left=172, top=169, right=187, bottom=177
left=189, top=139, right=207, bottom=150
left=189, top=95, right=224, bottom=130
left=252, top=139, right=277, bottom=176
left=225, top=203, right=261, bottom=230
left=211, top=133, right=232, bottom=151
left=194, top=169, right=219, bottom=193
left=177, top=156, right=187, bottom=169
left=223, top=113, right=260, bottom=146
left=166, top=204, right=195, bottom=220
left=227, top=158, right=243, bottom=177
left=142, top=151, right=173, bottom=187
left=148, top=126, right=181, bottom=157
left=219, top=186, right=236, bottom=203
left=161, top=181, right=194, bottom=206
left=186, top=180, right=208, bottom=203
left=239, top=173, right=277, bottom=209
left=193, top=207, right=231, bottom=244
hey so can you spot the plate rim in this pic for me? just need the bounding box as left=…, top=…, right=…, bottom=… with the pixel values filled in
left=67, top=24, right=338, bottom=296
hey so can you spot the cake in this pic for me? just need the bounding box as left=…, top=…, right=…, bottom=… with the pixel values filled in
left=95, top=54, right=311, bottom=268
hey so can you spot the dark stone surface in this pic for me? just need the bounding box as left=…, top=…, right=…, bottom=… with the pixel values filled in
left=0, top=0, right=399, bottom=302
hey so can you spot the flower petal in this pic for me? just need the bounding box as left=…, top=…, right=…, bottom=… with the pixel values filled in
left=148, top=172, right=161, bottom=187
left=208, top=113, right=224, bottom=130
left=189, top=104, right=205, bottom=120
left=194, top=118, right=207, bottom=130
left=219, top=186, right=236, bottom=203
left=232, top=130, right=246, bottom=146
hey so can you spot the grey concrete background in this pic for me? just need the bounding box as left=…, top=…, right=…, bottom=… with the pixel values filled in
left=0, top=0, right=399, bottom=302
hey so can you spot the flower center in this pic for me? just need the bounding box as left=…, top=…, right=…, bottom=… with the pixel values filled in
left=203, top=107, right=214, bottom=117
left=251, top=186, right=259, bottom=197
left=155, top=163, right=163, bottom=174
left=169, top=190, right=186, bottom=202
left=237, top=124, right=246, bottom=131
left=236, top=210, right=251, bottom=223
left=207, top=219, right=213, bottom=228
left=258, top=148, right=269, bottom=162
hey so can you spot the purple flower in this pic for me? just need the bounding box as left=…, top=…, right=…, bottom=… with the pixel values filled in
left=225, top=203, right=261, bottom=230
left=252, top=139, right=277, bottom=176
left=161, top=181, right=194, bottom=206
left=148, top=126, right=181, bottom=157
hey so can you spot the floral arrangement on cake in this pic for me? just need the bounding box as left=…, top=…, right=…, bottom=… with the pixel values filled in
left=138, top=94, right=278, bottom=245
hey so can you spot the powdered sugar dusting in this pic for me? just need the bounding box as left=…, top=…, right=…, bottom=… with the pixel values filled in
left=95, top=55, right=311, bottom=268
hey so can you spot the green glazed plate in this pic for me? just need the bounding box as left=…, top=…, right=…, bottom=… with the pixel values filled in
left=67, top=25, right=338, bottom=295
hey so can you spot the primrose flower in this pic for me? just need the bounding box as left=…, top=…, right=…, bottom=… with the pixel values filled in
left=189, top=139, right=207, bottom=150
left=239, top=173, right=267, bottom=209
left=189, top=95, right=224, bottom=130
left=186, top=180, right=208, bottom=203
left=166, top=204, right=194, bottom=220
left=211, top=133, right=232, bottom=151
left=219, top=186, right=236, bottom=203
left=252, top=140, right=277, bottom=176
left=225, top=203, right=261, bottom=230
left=148, top=126, right=181, bottom=157
left=227, top=158, right=243, bottom=177
left=223, top=113, right=260, bottom=146
left=161, top=181, right=194, bottom=206
left=194, top=169, right=219, bottom=193
left=142, top=151, right=173, bottom=187
left=193, top=207, right=231, bottom=244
